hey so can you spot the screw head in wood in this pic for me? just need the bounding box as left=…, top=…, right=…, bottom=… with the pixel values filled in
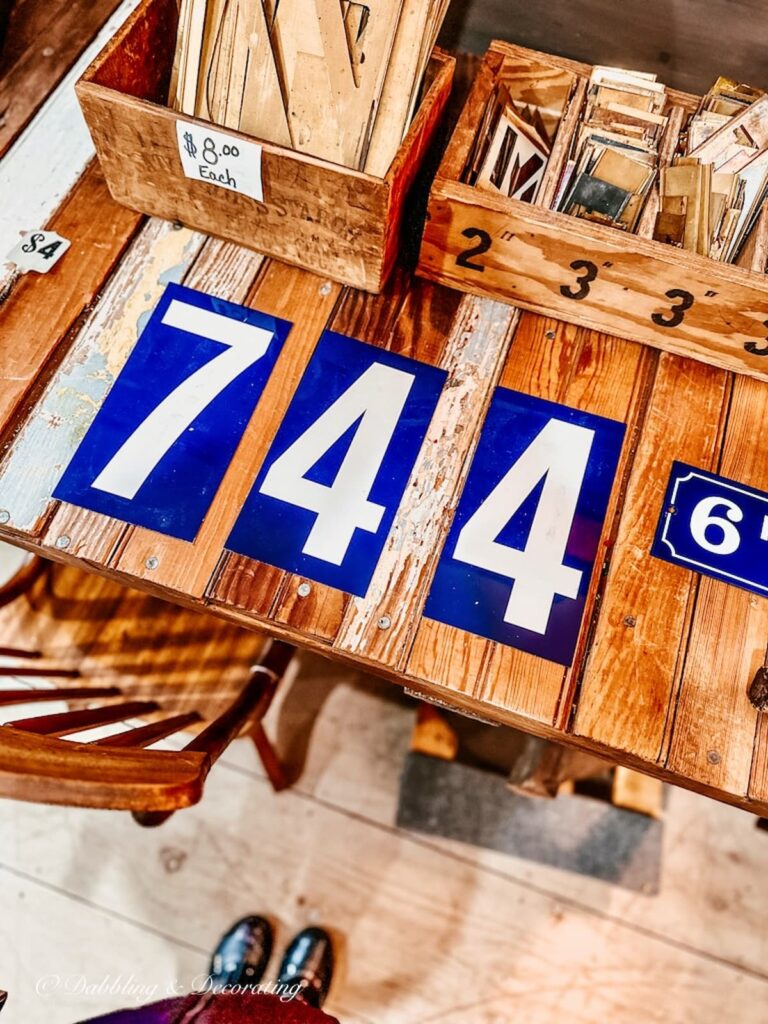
left=545, top=330, right=556, bottom=340
left=707, top=750, right=721, bottom=765
left=55, top=535, right=71, bottom=550
left=0, top=510, right=9, bottom=524
left=319, top=282, right=332, bottom=296
left=378, top=615, right=391, bottom=630
left=145, top=556, right=159, bottom=570
left=624, top=616, right=637, bottom=628
left=297, top=582, right=312, bottom=598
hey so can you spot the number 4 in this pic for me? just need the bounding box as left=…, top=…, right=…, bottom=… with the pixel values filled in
left=453, top=419, right=595, bottom=634
left=259, top=363, right=415, bottom=565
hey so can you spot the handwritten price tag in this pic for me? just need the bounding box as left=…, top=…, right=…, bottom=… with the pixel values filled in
left=176, top=122, right=264, bottom=203
left=5, top=231, right=70, bottom=274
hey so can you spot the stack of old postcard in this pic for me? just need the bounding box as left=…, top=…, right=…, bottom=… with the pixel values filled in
left=555, top=67, right=668, bottom=232
left=466, top=83, right=555, bottom=203
left=654, top=77, right=768, bottom=263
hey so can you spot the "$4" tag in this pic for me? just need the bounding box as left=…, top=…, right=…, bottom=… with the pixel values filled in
left=5, top=230, right=70, bottom=274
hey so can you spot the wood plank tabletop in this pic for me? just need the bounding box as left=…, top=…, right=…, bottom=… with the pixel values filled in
left=2, top=13, right=768, bottom=817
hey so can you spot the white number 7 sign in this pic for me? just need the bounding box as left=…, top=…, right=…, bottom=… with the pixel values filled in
left=92, top=300, right=275, bottom=500
left=53, top=284, right=289, bottom=542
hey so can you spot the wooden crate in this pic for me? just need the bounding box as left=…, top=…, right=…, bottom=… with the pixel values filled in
left=76, top=0, right=455, bottom=294
left=418, top=40, right=768, bottom=379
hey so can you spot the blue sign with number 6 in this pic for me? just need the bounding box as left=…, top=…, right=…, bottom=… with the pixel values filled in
left=53, top=283, right=290, bottom=541
left=652, top=461, right=768, bottom=597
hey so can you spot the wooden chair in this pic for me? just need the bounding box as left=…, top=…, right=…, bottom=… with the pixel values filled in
left=0, top=551, right=294, bottom=826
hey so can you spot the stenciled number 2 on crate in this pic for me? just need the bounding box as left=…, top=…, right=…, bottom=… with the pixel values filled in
left=54, top=284, right=290, bottom=540
left=227, top=332, right=447, bottom=597
left=424, top=390, right=626, bottom=666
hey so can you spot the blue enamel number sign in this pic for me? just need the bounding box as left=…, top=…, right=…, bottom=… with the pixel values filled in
left=53, top=283, right=289, bottom=541
left=226, top=331, right=447, bottom=597
left=423, top=388, right=626, bottom=666
left=652, top=461, right=768, bottom=597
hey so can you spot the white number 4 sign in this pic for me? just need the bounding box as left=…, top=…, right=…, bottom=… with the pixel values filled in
left=425, top=388, right=625, bottom=667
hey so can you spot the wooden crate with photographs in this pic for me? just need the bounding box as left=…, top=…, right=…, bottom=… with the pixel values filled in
left=417, top=41, right=768, bottom=380
left=76, top=0, right=454, bottom=292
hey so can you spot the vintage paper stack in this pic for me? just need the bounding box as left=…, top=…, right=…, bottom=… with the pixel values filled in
left=654, top=78, right=768, bottom=263
left=465, top=83, right=556, bottom=203
left=555, top=67, right=668, bottom=232
left=170, top=0, right=450, bottom=176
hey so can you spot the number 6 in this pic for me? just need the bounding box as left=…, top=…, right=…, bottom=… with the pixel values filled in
left=689, top=496, right=743, bottom=555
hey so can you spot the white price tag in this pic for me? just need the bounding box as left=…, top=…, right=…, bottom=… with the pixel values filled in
left=5, top=231, right=70, bottom=274
left=176, top=122, right=264, bottom=203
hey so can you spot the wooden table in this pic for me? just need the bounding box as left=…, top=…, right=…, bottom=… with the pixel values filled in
left=3, top=2, right=768, bottom=819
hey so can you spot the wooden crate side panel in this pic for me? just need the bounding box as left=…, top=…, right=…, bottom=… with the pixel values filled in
left=77, top=83, right=389, bottom=291
left=81, top=0, right=178, bottom=102
left=419, top=180, right=768, bottom=379
left=573, top=354, right=730, bottom=760
left=434, top=49, right=502, bottom=183
left=380, top=54, right=455, bottom=287
left=112, top=259, right=341, bottom=599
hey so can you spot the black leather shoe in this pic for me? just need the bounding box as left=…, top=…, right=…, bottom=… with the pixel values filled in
left=276, top=926, right=334, bottom=1008
left=209, top=916, right=274, bottom=989
left=0, top=990, right=7, bottom=1014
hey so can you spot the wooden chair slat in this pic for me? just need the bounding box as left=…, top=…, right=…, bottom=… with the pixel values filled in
left=0, top=727, right=207, bottom=811
left=0, top=647, right=42, bottom=660
left=0, top=686, right=121, bottom=706
left=0, top=564, right=293, bottom=818
left=182, top=641, right=295, bottom=762
left=8, top=700, right=160, bottom=736
left=0, top=665, right=80, bottom=678
left=0, top=557, right=48, bottom=609
left=91, top=712, right=202, bottom=748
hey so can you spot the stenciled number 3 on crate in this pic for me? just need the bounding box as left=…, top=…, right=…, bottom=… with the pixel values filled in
left=53, top=284, right=627, bottom=668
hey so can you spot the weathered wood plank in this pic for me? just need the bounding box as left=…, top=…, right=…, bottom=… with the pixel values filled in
left=0, top=163, right=142, bottom=440
left=573, top=355, right=730, bottom=760
left=0, top=0, right=125, bottom=158
left=111, top=260, right=339, bottom=598
left=419, top=177, right=768, bottom=381
left=0, top=0, right=142, bottom=295
left=667, top=376, right=768, bottom=795
left=337, top=294, right=519, bottom=667
left=0, top=220, right=204, bottom=542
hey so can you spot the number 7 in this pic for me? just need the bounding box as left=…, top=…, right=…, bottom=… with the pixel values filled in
left=92, top=299, right=275, bottom=500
